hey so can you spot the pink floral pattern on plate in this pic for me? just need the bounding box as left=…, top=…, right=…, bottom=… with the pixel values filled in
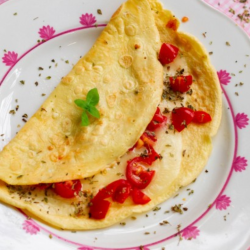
left=203, top=0, right=250, bottom=37
left=215, top=195, right=231, bottom=210
left=235, top=113, right=249, bottom=129
left=22, top=219, right=40, bottom=235
left=181, top=226, right=200, bottom=240
left=0, top=0, right=8, bottom=5
left=79, top=13, right=96, bottom=26
left=2, top=51, right=18, bottom=66
left=217, top=70, right=231, bottom=85
left=38, top=25, right=56, bottom=40
left=233, top=156, right=248, bottom=172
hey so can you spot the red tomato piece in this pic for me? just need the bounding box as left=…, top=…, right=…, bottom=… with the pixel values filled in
left=89, top=199, right=111, bottom=220
left=147, top=107, right=167, bottom=131
left=54, top=180, right=82, bottom=199
left=126, top=157, right=155, bottom=189
left=140, top=145, right=160, bottom=165
left=169, top=75, right=193, bottom=93
left=141, top=131, right=157, bottom=147
left=166, top=19, right=179, bottom=31
left=193, top=111, right=212, bottom=124
left=172, top=107, right=195, bottom=132
left=92, top=179, right=128, bottom=202
left=131, top=188, right=151, bottom=205
left=159, top=43, right=179, bottom=65
left=37, top=183, right=51, bottom=190
left=129, top=131, right=157, bottom=151
left=112, top=181, right=132, bottom=204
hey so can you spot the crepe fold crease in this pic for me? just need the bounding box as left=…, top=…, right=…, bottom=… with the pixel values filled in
left=0, top=0, right=222, bottom=230
left=0, top=0, right=163, bottom=185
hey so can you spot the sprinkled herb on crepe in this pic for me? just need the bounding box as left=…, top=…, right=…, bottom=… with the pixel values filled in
left=0, top=0, right=222, bottom=230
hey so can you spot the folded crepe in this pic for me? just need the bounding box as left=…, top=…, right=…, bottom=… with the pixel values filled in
left=0, top=0, right=163, bottom=185
left=0, top=0, right=222, bottom=230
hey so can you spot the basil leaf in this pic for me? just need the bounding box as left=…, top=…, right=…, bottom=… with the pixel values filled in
left=81, top=111, right=90, bottom=126
left=87, top=106, right=100, bottom=119
left=74, top=88, right=100, bottom=127
left=86, top=88, right=99, bottom=106
left=74, top=99, right=89, bottom=110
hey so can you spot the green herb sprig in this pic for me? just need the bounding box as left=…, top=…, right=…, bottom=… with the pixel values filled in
left=74, top=88, right=100, bottom=126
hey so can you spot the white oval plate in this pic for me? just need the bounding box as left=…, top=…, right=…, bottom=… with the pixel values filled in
left=0, top=0, right=250, bottom=249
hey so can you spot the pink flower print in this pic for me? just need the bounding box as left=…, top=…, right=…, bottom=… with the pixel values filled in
left=217, top=70, right=231, bottom=85
left=181, top=226, right=200, bottom=240
left=79, top=13, right=96, bottom=26
left=235, top=113, right=249, bottom=129
left=215, top=195, right=231, bottom=210
left=233, top=156, right=248, bottom=172
left=38, top=25, right=56, bottom=40
left=22, top=220, right=40, bottom=235
left=2, top=51, right=18, bottom=66
left=0, top=0, right=8, bottom=5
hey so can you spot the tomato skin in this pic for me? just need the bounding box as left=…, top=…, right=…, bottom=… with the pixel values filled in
left=166, top=19, right=179, bottom=31
left=37, top=183, right=51, bottom=190
left=141, top=131, right=157, bottom=146
left=92, top=179, right=128, bottom=202
left=140, top=145, right=160, bottom=166
left=172, top=107, right=195, bottom=132
left=147, top=107, right=167, bottom=131
left=131, top=189, right=151, bottom=205
left=126, top=157, right=155, bottom=189
left=54, top=180, right=82, bottom=199
left=130, top=108, right=166, bottom=151
left=129, top=131, right=157, bottom=151
left=193, top=111, right=212, bottom=124
left=169, top=75, right=193, bottom=93
left=159, top=43, right=179, bottom=65
left=112, top=182, right=132, bottom=204
left=89, top=199, right=111, bottom=220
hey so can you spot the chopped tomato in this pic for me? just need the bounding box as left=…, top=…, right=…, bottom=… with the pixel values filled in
left=126, top=157, right=155, bottom=189
left=130, top=108, right=165, bottom=151
left=147, top=107, right=167, bottom=131
left=37, top=183, right=51, bottom=190
left=113, top=181, right=131, bottom=204
left=193, top=111, right=212, bottom=124
left=135, top=138, right=144, bottom=149
left=172, top=107, right=195, bottom=132
left=159, top=43, right=179, bottom=65
left=166, top=19, right=179, bottom=31
left=92, top=179, right=128, bottom=202
left=129, top=139, right=143, bottom=151
left=89, top=199, right=111, bottom=220
left=141, top=131, right=157, bottom=146
left=131, top=189, right=151, bottom=205
left=54, top=180, right=82, bottom=199
left=140, top=145, right=160, bottom=165
left=129, top=131, right=157, bottom=151
left=169, top=75, right=193, bottom=93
